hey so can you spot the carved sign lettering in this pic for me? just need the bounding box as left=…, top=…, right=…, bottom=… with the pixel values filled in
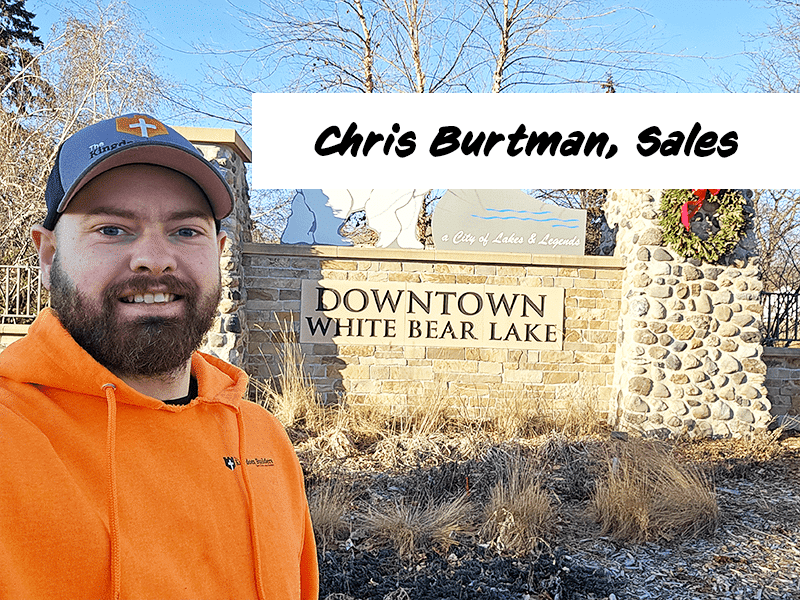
left=300, top=280, right=565, bottom=350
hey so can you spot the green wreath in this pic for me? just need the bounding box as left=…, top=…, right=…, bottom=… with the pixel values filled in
left=659, top=189, right=747, bottom=263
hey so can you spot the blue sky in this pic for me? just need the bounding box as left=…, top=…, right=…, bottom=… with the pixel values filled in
left=27, top=0, right=774, bottom=141
left=640, top=0, right=771, bottom=85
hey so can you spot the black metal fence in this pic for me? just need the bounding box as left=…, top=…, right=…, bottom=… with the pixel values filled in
left=761, top=290, right=800, bottom=347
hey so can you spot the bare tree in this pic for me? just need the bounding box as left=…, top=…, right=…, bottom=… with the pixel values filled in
left=250, top=188, right=296, bottom=243
left=482, top=0, right=639, bottom=93
left=751, top=189, right=800, bottom=291
left=195, top=0, right=485, bottom=96
left=0, top=39, right=60, bottom=263
left=50, top=3, right=167, bottom=128
left=0, top=0, right=170, bottom=264
left=733, top=4, right=800, bottom=289
left=196, top=0, right=670, bottom=105
left=744, top=0, right=800, bottom=92
left=380, top=0, right=428, bottom=92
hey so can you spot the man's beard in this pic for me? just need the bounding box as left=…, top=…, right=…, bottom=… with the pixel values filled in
left=49, top=254, right=220, bottom=379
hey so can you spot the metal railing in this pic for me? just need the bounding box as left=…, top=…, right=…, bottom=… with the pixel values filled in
left=1, top=265, right=49, bottom=324
left=761, top=290, right=800, bottom=347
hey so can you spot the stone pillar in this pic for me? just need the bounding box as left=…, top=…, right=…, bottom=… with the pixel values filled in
left=605, top=189, right=771, bottom=438
left=176, top=128, right=253, bottom=369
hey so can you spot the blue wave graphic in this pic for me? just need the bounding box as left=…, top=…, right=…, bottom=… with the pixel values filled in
left=470, top=216, right=578, bottom=228
left=470, top=209, right=580, bottom=228
left=485, top=209, right=552, bottom=216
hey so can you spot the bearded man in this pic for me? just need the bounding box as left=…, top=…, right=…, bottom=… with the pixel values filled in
left=0, top=114, right=318, bottom=600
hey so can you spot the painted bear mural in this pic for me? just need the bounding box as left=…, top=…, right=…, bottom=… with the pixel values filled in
left=281, top=189, right=427, bottom=249
left=281, top=189, right=587, bottom=255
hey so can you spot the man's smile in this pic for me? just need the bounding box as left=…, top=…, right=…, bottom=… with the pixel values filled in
left=116, top=290, right=187, bottom=317
left=120, top=292, right=181, bottom=304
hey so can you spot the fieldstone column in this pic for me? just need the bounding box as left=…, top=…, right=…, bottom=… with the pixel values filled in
left=605, top=189, right=771, bottom=438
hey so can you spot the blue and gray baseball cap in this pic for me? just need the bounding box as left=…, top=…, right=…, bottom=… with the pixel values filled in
left=43, top=113, right=234, bottom=230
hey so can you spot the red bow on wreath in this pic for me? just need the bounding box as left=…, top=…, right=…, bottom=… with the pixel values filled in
left=680, top=189, right=721, bottom=231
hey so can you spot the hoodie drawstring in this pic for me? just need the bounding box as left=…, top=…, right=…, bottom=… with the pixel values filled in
left=98, top=385, right=263, bottom=600
left=102, top=383, right=121, bottom=600
left=235, top=408, right=267, bottom=600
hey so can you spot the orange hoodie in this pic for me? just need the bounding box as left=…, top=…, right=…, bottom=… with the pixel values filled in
left=0, top=309, right=318, bottom=600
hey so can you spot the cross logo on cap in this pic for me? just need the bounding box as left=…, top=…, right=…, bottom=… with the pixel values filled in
left=115, top=115, right=168, bottom=138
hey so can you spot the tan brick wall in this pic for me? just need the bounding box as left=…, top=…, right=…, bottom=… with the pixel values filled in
left=243, top=243, right=624, bottom=412
left=0, top=324, right=28, bottom=352
left=763, top=347, right=800, bottom=417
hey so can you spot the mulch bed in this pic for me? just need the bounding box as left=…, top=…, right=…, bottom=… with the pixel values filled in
left=308, top=431, right=800, bottom=600
left=320, top=546, right=618, bottom=600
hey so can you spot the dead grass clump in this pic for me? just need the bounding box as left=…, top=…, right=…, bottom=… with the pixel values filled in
left=553, top=386, right=609, bottom=438
left=334, top=402, right=387, bottom=449
left=488, top=390, right=544, bottom=438
left=485, top=385, right=609, bottom=440
left=372, top=432, right=457, bottom=470
left=385, top=386, right=469, bottom=438
left=536, top=432, right=604, bottom=502
left=591, top=437, right=718, bottom=543
left=330, top=387, right=467, bottom=453
left=252, top=322, right=328, bottom=433
left=308, top=476, right=357, bottom=552
left=404, top=388, right=462, bottom=437
left=361, top=493, right=474, bottom=557
left=481, top=453, right=556, bottom=555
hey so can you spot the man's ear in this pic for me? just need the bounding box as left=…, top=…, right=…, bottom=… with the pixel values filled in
left=31, top=225, right=57, bottom=290
left=217, top=230, right=228, bottom=257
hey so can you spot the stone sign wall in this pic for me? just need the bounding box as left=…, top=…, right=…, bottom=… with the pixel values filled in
left=176, top=128, right=253, bottom=368
left=243, top=245, right=623, bottom=408
left=763, top=348, right=800, bottom=420
left=206, top=166, right=792, bottom=436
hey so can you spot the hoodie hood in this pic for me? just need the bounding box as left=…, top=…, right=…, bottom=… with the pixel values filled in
left=0, top=308, right=248, bottom=410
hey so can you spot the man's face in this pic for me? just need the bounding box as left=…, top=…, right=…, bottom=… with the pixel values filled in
left=33, top=164, right=227, bottom=378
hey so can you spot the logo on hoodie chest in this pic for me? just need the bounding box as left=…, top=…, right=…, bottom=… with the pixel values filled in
left=223, top=456, right=275, bottom=471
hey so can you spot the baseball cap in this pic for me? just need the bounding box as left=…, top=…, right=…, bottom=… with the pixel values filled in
left=43, top=113, right=234, bottom=230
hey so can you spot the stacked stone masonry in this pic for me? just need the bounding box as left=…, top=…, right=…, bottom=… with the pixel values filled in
left=605, top=189, right=772, bottom=438
left=195, top=144, right=252, bottom=368
left=243, top=245, right=624, bottom=413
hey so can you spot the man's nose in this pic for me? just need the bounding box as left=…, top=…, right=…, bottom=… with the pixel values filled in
left=129, top=233, right=178, bottom=274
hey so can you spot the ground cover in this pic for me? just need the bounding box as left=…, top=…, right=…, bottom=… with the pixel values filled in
left=252, top=351, right=800, bottom=600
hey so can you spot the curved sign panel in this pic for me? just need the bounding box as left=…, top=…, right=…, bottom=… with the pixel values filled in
left=432, top=189, right=586, bottom=255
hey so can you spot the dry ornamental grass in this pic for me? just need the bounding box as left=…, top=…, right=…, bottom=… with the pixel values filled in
left=481, top=453, right=556, bottom=555
left=361, top=493, right=474, bottom=557
left=252, top=333, right=799, bottom=599
left=590, top=437, right=719, bottom=544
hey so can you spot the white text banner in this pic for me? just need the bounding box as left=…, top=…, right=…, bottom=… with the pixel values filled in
left=252, top=93, right=798, bottom=189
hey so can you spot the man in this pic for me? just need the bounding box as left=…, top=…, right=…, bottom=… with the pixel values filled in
left=0, top=114, right=318, bottom=600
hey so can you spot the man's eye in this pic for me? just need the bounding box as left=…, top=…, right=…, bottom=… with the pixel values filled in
left=98, top=226, right=125, bottom=236
left=176, top=228, right=200, bottom=238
